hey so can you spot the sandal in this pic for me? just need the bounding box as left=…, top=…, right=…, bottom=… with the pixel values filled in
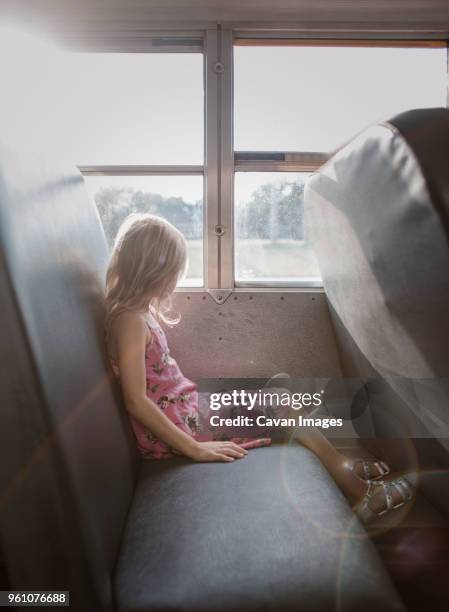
left=346, top=458, right=391, bottom=481
left=355, top=477, right=414, bottom=525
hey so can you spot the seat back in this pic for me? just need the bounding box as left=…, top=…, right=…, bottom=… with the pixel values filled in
left=305, top=109, right=449, bottom=496
left=0, top=144, right=139, bottom=610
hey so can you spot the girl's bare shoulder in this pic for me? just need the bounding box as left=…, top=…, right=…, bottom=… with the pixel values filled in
left=111, top=311, right=152, bottom=345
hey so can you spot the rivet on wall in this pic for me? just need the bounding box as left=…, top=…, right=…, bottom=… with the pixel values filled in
left=249, top=295, right=253, bottom=300
left=280, top=296, right=284, bottom=301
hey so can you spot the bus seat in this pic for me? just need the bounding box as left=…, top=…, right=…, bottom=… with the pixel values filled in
left=305, top=108, right=449, bottom=510
left=0, top=142, right=404, bottom=611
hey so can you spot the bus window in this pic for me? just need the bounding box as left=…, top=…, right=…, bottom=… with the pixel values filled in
left=234, top=172, right=320, bottom=285
left=232, top=40, right=447, bottom=287
left=85, top=175, right=203, bottom=287
left=234, top=42, right=447, bottom=152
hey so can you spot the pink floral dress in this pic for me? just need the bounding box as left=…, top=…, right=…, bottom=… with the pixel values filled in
left=110, top=314, right=271, bottom=459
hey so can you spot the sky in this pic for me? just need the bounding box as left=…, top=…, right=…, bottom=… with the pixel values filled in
left=234, top=45, right=447, bottom=152
left=0, top=26, right=447, bottom=205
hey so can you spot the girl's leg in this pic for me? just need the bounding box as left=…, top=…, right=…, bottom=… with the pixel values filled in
left=261, top=383, right=412, bottom=516
left=259, top=382, right=367, bottom=501
left=258, top=384, right=369, bottom=501
left=291, top=426, right=368, bottom=502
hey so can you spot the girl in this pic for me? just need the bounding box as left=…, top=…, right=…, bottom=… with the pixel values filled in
left=105, top=213, right=413, bottom=524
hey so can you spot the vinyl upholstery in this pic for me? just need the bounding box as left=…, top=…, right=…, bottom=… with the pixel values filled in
left=116, top=443, right=403, bottom=612
left=305, top=108, right=449, bottom=442
left=0, top=142, right=404, bottom=611
left=0, top=145, right=139, bottom=609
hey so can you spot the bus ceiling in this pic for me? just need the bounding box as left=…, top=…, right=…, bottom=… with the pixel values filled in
left=1, top=1, right=449, bottom=44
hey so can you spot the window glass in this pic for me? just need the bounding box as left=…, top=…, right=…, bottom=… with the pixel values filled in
left=85, top=175, right=203, bottom=286
left=234, top=45, right=447, bottom=152
left=65, top=52, right=204, bottom=165
left=0, top=37, right=203, bottom=166
left=234, top=172, right=321, bottom=284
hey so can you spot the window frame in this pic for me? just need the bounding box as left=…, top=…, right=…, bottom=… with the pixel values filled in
left=76, top=36, right=207, bottom=289
left=76, top=31, right=448, bottom=293
left=231, top=35, right=448, bottom=289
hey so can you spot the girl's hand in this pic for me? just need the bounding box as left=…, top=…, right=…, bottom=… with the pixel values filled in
left=188, top=440, right=248, bottom=463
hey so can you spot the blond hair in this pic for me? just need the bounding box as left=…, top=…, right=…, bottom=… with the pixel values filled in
left=104, top=213, right=187, bottom=341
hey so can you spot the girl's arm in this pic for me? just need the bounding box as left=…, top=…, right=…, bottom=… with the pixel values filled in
left=114, top=312, right=247, bottom=463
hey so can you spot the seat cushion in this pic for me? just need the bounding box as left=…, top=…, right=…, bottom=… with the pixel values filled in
left=115, top=444, right=404, bottom=612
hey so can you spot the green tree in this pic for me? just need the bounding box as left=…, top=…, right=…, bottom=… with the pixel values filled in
left=236, top=178, right=306, bottom=241
left=94, top=187, right=202, bottom=247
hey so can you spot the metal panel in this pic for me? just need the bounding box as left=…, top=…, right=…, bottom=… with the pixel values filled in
left=204, top=28, right=220, bottom=288
left=79, top=165, right=203, bottom=176
left=234, top=38, right=447, bottom=47
left=228, top=23, right=449, bottom=36
left=218, top=28, right=235, bottom=289
left=204, top=27, right=234, bottom=290
left=234, top=152, right=329, bottom=172
left=35, top=32, right=206, bottom=53
left=166, top=290, right=342, bottom=379
left=235, top=152, right=329, bottom=161
left=235, top=279, right=323, bottom=288
left=447, top=44, right=449, bottom=108
left=234, top=161, right=325, bottom=172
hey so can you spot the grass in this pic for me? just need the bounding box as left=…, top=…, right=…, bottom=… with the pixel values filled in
left=182, top=239, right=321, bottom=284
